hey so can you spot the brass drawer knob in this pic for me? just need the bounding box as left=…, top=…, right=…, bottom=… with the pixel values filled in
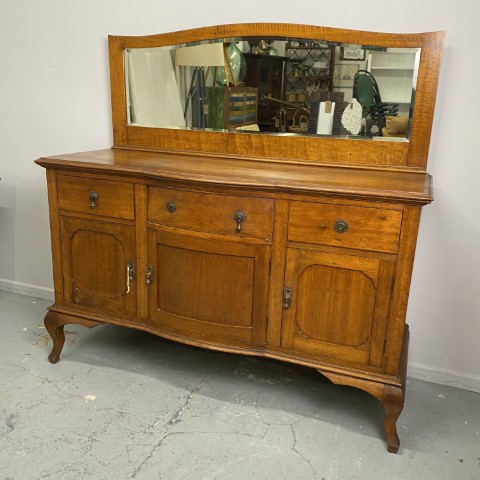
left=233, top=209, right=247, bottom=233
left=166, top=200, right=176, bottom=213
left=334, top=219, right=348, bottom=233
left=89, top=190, right=99, bottom=208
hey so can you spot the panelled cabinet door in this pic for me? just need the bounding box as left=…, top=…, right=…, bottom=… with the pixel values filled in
left=147, top=229, right=270, bottom=346
left=281, top=248, right=395, bottom=369
left=60, top=216, right=136, bottom=316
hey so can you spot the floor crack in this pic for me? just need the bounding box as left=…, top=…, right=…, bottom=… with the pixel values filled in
left=290, top=423, right=320, bottom=479
left=131, top=378, right=207, bottom=478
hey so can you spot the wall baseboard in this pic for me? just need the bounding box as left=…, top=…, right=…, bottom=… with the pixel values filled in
left=0, top=279, right=54, bottom=301
left=408, top=362, right=480, bottom=394
left=1, top=280, right=479, bottom=394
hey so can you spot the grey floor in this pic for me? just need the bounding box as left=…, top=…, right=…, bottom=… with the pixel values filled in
left=0, top=291, right=479, bottom=480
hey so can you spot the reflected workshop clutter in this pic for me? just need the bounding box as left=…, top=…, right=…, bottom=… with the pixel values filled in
left=125, top=37, right=419, bottom=141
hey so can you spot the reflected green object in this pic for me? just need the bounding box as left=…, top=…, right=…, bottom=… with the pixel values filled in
left=215, top=43, right=246, bottom=86
left=206, top=86, right=257, bottom=130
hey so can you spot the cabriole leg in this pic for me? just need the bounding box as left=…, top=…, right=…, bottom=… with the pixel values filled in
left=44, top=311, right=66, bottom=364
left=44, top=310, right=103, bottom=363
left=319, top=369, right=406, bottom=453
left=383, top=384, right=405, bottom=453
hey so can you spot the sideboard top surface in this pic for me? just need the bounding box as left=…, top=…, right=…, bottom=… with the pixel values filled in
left=36, top=148, right=432, bottom=204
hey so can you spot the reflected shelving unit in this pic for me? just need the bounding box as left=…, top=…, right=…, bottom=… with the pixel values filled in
left=283, top=41, right=335, bottom=106
left=367, top=49, right=419, bottom=115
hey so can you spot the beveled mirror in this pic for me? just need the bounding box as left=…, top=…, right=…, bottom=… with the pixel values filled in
left=109, top=24, right=444, bottom=169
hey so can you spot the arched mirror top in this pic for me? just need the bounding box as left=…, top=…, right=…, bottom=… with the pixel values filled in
left=109, top=23, right=444, bottom=170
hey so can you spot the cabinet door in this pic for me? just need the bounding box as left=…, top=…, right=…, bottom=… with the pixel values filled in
left=148, top=229, right=270, bottom=346
left=60, top=216, right=136, bottom=316
left=281, top=248, right=395, bottom=368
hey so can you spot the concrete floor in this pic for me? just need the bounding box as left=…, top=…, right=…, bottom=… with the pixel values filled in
left=0, top=291, right=479, bottom=480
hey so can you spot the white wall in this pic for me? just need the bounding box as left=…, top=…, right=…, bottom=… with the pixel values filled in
left=1, top=1, right=479, bottom=391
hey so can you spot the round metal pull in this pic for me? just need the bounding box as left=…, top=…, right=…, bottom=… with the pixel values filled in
left=166, top=201, right=176, bottom=213
left=233, top=209, right=247, bottom=233
left=89, top=190, right=99, bottom=208
left=334, top=219, right=348, bottom=233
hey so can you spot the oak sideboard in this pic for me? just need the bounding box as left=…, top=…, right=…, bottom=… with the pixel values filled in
left=36, top=23, right=444, bottom=453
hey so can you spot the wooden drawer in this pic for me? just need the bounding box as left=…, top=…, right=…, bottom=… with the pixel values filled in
left=56, top=174, right=135, bottom=220
left=288, top=201, right=402, bottom=254
left=148, top=187, right=274, bottom=239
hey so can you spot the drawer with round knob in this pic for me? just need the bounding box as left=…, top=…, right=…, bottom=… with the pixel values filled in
left=288, top=201, right=403, bottom=254
left=56, top=174, right=135, bottom=220
left=148, top=187, right=274, bottom=239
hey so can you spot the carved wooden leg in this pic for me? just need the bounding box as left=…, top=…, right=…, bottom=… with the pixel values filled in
left=319, top=369, right=406, bottom=453
left=44, top=309, right=104, bottom=364
left=382, top=384, right=405, bottom=453
left=44, top=311, right=66, bottom=364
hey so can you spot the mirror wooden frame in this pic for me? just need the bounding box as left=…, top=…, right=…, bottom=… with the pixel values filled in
left=109, top=23, right=444, bottom=170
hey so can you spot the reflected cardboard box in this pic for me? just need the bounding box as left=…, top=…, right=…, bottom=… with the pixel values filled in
left=206, top=86, right=258, bottom=130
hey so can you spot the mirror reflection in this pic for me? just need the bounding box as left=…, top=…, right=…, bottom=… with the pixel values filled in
left=125, top=37, right=419, bottom=141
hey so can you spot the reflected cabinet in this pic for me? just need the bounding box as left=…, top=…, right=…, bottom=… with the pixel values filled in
left=36, top=23, right=444, bottom=453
